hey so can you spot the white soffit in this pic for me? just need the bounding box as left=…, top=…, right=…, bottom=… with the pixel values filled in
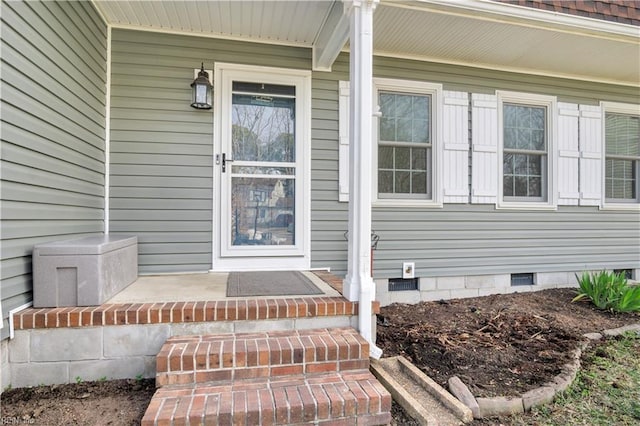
left=373, top=1, right=639, bottom=86
left=93, top=0, right=639, bottom=85
left=93, top=0, right=337, bottom=47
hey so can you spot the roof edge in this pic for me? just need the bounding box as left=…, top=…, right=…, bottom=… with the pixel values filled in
left=364, top=48, right=640, bottom=88
left=385, top=0, right=639, bottom=42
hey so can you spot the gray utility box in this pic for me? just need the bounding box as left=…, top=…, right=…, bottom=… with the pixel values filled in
left=33, top=235, right=138, bottom=307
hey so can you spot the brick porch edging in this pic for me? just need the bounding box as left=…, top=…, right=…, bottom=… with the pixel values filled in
left=13, top=271, right=379, bottom=330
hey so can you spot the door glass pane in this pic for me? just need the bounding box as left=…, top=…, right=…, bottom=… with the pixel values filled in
left=231, top=177, right=295, bottom=246
left=231, top=166, right=295, bottom=176
left=230, top=82, right=297, bottom=248
left=232, top=93, right=295, bottom=162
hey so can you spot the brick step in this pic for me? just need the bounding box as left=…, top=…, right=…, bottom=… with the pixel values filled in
left=142, top=371, right=392, bottom=426
left=156, top=327, right=370, bottom=386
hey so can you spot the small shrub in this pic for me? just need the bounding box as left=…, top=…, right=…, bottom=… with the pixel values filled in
left=617, top=285, right=640, bottom=313
left=573, top=270, right=640, bottom=313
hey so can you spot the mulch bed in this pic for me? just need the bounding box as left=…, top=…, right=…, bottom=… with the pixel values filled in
left=376, top=288, right=639, bottom=397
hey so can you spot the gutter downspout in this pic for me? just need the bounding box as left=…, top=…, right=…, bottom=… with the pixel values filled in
left=343, top=0, right=382, bottom=359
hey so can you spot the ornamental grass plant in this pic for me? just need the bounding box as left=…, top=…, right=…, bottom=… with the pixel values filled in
left=572, top=270, right=640, bottom=313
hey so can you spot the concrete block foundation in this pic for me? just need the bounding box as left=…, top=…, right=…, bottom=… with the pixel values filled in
left=377, top=271, right=581, bottom=306
left=2, top=299, right=365, bottom=389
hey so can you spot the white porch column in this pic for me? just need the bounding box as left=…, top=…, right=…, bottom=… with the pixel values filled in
left=342, top=0, right=381, bottom=358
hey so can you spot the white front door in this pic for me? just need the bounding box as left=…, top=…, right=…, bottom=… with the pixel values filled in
left=212, top=64, right=311, bottom=271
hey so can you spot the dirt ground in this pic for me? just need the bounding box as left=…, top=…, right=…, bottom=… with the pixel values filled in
left=377, top=287, right=639, bottom=398
left=1, top=288, right=638, bottom=425
left=1, top=378, right=155, bottom=425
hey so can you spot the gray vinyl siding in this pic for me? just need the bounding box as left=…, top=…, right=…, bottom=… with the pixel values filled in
left=110, top=30, right=639, bottom=278
left=0, top=1, right=107, bottom=337
left=310, top=53, right=640, bottom=277
left=109, top=30, right=313, bottom=273
left=371, top=205, right=640, bottom=278
left=310, top=65, right=349, bottom=274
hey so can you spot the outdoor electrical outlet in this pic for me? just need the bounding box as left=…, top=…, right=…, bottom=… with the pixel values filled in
left=402, top=262, right=415, bottom=279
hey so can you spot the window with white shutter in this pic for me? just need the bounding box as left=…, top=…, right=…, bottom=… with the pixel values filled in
left=373, top=78, right=443, bottom=207
left=496, top=91, right=557, bottom=210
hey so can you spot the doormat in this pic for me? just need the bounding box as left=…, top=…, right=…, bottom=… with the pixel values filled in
left=226, top=271, right=324, bottom=297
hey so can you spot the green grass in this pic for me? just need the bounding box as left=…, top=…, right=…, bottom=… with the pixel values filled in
left=506, top=332, right=640, bottom=426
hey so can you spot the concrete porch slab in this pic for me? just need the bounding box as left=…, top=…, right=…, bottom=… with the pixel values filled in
left=107, top=271, right=341, bottom=304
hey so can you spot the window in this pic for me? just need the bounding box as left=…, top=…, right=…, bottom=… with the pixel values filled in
left=374, top=79, right=442, bottom=205
left=503, top=104, right=546, bottom=200
left=497, top=92, right=556, bottom=209
left=378, top=92, right=430, bottom=197
left=604, top=112, right=640, bottom=203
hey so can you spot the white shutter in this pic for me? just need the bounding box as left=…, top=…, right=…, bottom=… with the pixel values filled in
left=471, top=93, right=498, bottom=204
left=557, top=102, right=580, bottom=205
left=442, top=91, right=469, bottom=203
left=579, top=105, right=603, bottom=206
left=338, top=80, right=350, bottom=202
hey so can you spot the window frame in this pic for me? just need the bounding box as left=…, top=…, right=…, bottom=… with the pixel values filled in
left=497, top=91, right=557, bottom=210
left=372, top=78, right=443, bottom=208
left=601, top=101, right=640, bottom=211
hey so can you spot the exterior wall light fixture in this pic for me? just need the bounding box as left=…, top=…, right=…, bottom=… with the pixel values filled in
left=191, top=63, right=212, bottom=109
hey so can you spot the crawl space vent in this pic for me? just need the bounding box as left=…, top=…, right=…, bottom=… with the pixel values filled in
left=511, top=273, right=534, bottom=286
left=614, top=269, right=633, bottom=280
left=388, top=278, right=419, bottom=292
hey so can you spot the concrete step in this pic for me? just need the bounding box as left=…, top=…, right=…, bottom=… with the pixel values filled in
left=142, top=371, right=391, bottom=426
left=371, top=356, right=474, bottom=425
left=156, top=327, right=370, bottom=386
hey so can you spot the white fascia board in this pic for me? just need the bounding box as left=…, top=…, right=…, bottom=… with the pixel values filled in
left=312, top=1, right=351, bottom=72
left=105, top=23, right=314, bottom=50
left=367, top=49, right=639, bottom=88
left=385, top=0, right=639, bottom=41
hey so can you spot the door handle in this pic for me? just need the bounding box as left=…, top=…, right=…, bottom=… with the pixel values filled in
left=222, top=153, right=233, bottom=173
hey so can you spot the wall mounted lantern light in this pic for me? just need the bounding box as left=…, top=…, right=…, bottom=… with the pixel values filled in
left=191, top=63, right=212, bottom=109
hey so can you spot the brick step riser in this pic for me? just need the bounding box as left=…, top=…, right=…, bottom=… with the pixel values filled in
left=157, top=359, right=370, bottom=386
left=156, top=328, right=369, bottom=386
left=143, top=372, right=392, bottom=426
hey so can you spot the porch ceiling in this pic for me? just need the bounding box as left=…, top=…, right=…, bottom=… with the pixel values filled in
left=93, top=0, right=639, bottom=86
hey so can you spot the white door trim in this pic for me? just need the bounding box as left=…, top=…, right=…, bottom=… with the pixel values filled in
left=211, top=63, right=312, bottom=271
